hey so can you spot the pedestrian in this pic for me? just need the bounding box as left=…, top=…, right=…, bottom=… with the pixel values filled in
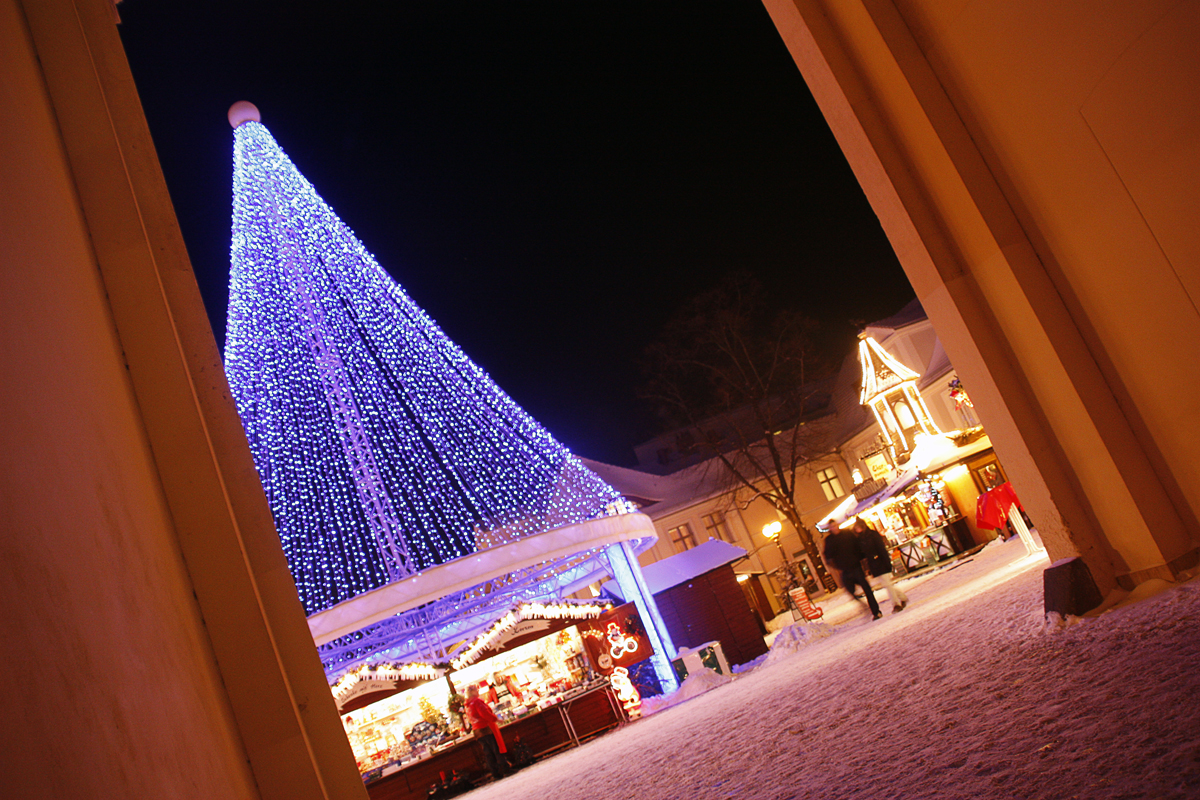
left=853, top=518, right=908, bottom=612
left=464, top=683, right=508, bottom=781
left=822, top=522, right=883, bottom=620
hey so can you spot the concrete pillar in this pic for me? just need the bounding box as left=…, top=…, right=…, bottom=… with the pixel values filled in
left=1, top=0, right=365, bottom=796
left=761, top=0, right=1200, bottom=595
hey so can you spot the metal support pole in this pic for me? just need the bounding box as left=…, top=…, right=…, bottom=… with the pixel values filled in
left=604, top=541, right=679, bottom=692
left=1007, top=505, right=1043, bottom=557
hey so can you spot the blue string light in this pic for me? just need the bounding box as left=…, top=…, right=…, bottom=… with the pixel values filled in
left=225, top=121, right=623, bottom=615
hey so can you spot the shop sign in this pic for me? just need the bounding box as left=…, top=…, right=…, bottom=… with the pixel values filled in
left=341, top=678, right=395, bottom=704
left=336, top=677, right=404, bottom=713
left=469, top=615, right=588, bottom=662
left=466, top=618, right=555, bottom=660
left=865, top=453, right=892, bottom=480
left=577, top=603, right=652, bottom=675
left=491, top=618, right=553, bottom=649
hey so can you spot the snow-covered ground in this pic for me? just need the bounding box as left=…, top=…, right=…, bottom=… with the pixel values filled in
left=467, top=537, right=1200, bottom=799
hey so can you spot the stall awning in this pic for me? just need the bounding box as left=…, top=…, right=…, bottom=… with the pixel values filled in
left=836, top=432, right=997, bottom=525
left=843, top=471, right=920, bottom=520
left=449, top=600, right=612, bottom=669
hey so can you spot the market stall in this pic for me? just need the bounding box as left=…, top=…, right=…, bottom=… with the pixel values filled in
left=358, top=679, right=626, bottom=800
left=335, top=601, right=652, bottom=799
left=851, top=471, right=977, bottom=576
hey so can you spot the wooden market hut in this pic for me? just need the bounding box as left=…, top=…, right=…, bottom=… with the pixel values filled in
left=604, top=540, right=768, bottom=669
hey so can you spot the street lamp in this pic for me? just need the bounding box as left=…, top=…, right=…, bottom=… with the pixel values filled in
left=763, top=519, right=801, bottom=611
left=763, top=519, right=796, bottom=579
left=758, top=520, right=787, bottom=563
left=762, top=520, right=786, bottom=561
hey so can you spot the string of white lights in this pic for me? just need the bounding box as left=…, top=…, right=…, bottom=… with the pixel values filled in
left=331, top=662, right=446, bottom=705
left=225, top=120, right=625, bottom=615
left=449, top=601, right=611, bottom=670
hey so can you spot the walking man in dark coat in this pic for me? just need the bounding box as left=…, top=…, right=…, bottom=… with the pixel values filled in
left=822, top=522, right=883, bottom=620
left=853, top=518, right=908, bottom=612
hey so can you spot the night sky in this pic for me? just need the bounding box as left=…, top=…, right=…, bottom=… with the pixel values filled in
left=117, top=1, right=914, bottom=466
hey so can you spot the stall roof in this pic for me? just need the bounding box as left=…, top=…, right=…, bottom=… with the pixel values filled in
left=604, top=539, right=748, bottom=600
left=842, top=471, right=921, bottom=521
left=835, top=432, right=997, bottom=524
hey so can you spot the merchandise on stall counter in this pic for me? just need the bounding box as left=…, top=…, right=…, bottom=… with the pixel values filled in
left=868, top=476, right=963, bottom=544
left=340, top=624, right=595, bottom=777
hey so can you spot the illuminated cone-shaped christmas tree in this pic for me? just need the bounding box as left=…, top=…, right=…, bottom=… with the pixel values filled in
left=224, top=104, right=624, bottom=616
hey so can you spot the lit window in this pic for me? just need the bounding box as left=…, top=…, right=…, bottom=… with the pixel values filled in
left=702, top=511, right=735, bottom=543
left=817, top=468, right=844, bottom=501
left=667, top=523, right=696, bottom=551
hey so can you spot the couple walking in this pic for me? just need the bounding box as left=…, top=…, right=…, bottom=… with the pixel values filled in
left=822, top=519, right=908, bottom=619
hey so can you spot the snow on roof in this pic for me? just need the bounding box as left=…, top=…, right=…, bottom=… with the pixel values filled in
left=918, top=338, right=954, bottom=390
left=861, top=296, right=924, bottom=335
left=604, top=538, right=748, bottom=599
left=830, top=347, right=874, bottom=442
left=578, top=458, right=675, bottom=504
left=583, top=457, right=738, bottom=518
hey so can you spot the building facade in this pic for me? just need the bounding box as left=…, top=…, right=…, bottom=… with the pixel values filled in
left=590, top=299, right=1013, bottom=616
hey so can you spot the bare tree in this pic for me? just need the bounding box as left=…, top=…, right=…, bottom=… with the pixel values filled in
left=640, top=273, right=840, bottom=591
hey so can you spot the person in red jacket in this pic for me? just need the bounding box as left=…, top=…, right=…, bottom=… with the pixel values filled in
left=465, top=683, right=508, bottom=781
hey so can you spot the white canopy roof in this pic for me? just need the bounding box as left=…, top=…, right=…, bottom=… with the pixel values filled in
left=604, top=538, right=748, bottom=599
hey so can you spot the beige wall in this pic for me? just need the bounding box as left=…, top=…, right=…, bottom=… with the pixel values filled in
left=642, top=464, right=847, bottom=599
left=763, top=0, right=1200, bottom=592
left=645, top=499, right=753, bottom=564
left=1, top=1, right=365, bottom=797
left=939, top=464, right=996, bottom=547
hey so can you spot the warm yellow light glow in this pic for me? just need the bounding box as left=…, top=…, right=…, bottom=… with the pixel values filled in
left=762, top=520, right=782, bottom=540
left=908, top=385, right=942, bottom=435
left=909, top=432, right=955, bottom=470
left=331, top=661, right=445, bottom=703
left=864, top=451, right=892, bottom=480
left=736, top=573, right=750, bottom=583
left=941, top=464, right=969, bottom=481
left=859, top=336, right=921, bottom=404
left=870, top=404, right=895, bottom=448
left=818, top=494, right=859, bottom=529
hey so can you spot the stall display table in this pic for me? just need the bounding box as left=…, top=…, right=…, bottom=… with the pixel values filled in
left=893, top=525, right=958, bottom=573
left=365, top=682, right=624, bottom=800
